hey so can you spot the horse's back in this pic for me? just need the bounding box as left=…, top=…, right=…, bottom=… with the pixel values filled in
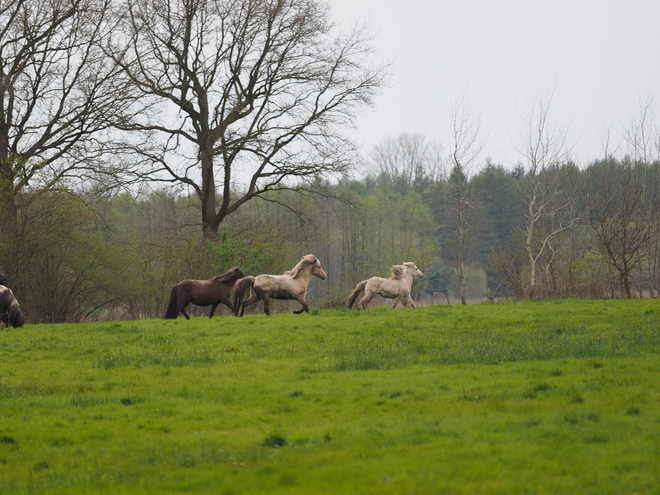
left=367, top=276, right=408, bottom=298
left=254, top=273, right=301, bottom=299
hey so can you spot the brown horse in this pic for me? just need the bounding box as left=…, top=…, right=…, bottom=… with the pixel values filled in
left=232, top=254, right=326, bottom=316
left=163, top=267, right=245, bottom=319
left=0, top=286, right=25, bottom=328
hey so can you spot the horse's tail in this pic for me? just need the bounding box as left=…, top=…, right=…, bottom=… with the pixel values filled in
left=163, top=285, right=179, bottom=319
left=232, top=276, right=255, bottom=316
left=8, top=302, right=24, bottom=328
left=347, top=280, right=367, bottom=309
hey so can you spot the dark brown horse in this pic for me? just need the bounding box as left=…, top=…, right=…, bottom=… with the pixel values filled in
left=0, top=286, right=25, bottom=329
left=163, top=267, right=245, bottom=319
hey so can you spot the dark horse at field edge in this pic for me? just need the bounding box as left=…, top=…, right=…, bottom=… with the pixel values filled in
left=0, top=285, right=25, bottom=329
left=163, top=267, right=245, bottom=319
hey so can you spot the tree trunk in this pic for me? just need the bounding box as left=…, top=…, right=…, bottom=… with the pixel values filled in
left=526, top=232, right=536, bottom=299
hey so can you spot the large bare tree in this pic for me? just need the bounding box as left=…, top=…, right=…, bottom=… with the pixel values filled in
left=0, top=0, right=131, bottom=219
left=0, top=0, right=132, bottom=284
left=110, top=0, right=388, bottom=239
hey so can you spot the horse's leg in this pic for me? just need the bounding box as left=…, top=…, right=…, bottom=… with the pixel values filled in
left=209, top=303, right=218, bottom=318
left=240, top=294, right=261, bottom=317
left=392, top=294, right=403, bottom=308
left=219, top=293, right=233, bottom=311
left=180, top=303, right=191, bottom=320
left=292, top=295, right=309, bottom=314
left=405, top=295, right=417, bottom=308
left=358, top=290, right=375, bottom=310
left=261, top=295, right=272, bottom=316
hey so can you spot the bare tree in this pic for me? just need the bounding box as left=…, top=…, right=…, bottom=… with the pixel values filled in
left=110, top=0, right=388, bottom=239
left=0, top=0, right=132, bottom=294
left=444, top=93, right=485, bottom=304
left=515, top=91, right=581, bottom=298
left=588, top=158, right=656, bottom=298
left=589, top=93, right=660, bottom=298
left=621, top=92, right=660, bottom=165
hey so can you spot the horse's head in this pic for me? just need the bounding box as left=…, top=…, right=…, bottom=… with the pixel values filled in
left=404, top=262, right=424, bottom=278
left=291, top=254, right=326, bottom=280
left=311, top=256, right=327, bottom=280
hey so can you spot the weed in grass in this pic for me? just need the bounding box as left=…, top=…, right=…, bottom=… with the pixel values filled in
left=626, top=406, right=641, bottom=415
left=264, top=434, right=287, bottom=448
left=586, top=412, right=600, bottom=422
left=32, top=461, right=51, bottom=471
left=119, top=394, right=145, bottom=406
left=523, top=382, right=551, bottom=399
left=0, top=436, right=18, bottom=449
left=460, top=388, right=485, bottom=403
left=586, top=434, right=609, bottom=443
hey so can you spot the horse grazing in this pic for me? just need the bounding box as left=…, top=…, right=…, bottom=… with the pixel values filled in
left=0, top=286, right=25, bottom=328
left=232, top=254, right=327, bottom=316
left=347, top=262, right=424, bottom=310
left=163, top=267, right=245, bottom=319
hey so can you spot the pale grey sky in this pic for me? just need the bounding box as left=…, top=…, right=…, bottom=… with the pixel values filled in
left=331, top=0, right=660, bottom=167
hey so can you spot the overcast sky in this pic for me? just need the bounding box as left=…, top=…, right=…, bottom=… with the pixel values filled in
left=330, top=0, right=660, bottom=168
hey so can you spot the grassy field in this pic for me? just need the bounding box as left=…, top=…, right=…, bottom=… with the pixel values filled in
left=1, top=299, right=659, bottom=494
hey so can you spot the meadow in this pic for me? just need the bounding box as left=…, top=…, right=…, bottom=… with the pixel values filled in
left=1, top=299, right=659, bottom=494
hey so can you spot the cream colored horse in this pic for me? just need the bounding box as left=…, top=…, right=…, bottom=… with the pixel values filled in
left=232, top=254, right=327, bottom=316
left=347, top=262, right=424, bottom=310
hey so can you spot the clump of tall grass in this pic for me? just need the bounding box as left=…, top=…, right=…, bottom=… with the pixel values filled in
left=93, top=347, right=216, bottom=369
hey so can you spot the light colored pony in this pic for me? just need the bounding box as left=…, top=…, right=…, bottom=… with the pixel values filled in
left=347, top=262, right=424, bottom=310
left=232, top=254, right=327, bottom=316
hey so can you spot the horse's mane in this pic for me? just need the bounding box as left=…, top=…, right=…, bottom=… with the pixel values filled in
left=390, top=262, right=416, bottom=280
left=390, top=265, right=406, bottom=280
left=213, top=267, right=244, bottom=282
left=289, top=254, right=317, bottom=279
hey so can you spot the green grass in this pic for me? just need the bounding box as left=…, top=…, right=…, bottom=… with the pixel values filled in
left=1, top=299, right=659, bottom=494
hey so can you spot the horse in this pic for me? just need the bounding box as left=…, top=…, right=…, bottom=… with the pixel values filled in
left=163, top=267, right=245, bottom=319
left=232, top=254, right=326, bottom=316
left=347, top=262, right=424, bottom=310
left=0, top=274, right=12, bottom=327
left=0, top=286, right=25, bottom=328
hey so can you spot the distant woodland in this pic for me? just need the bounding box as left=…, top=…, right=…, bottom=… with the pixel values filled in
left=4, top=146, right=660, bottom=322
left=2, top=0, right=660, bottom=322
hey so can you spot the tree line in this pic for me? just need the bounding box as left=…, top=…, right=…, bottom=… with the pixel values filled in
left=3, top=147, right=660, bottom=322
